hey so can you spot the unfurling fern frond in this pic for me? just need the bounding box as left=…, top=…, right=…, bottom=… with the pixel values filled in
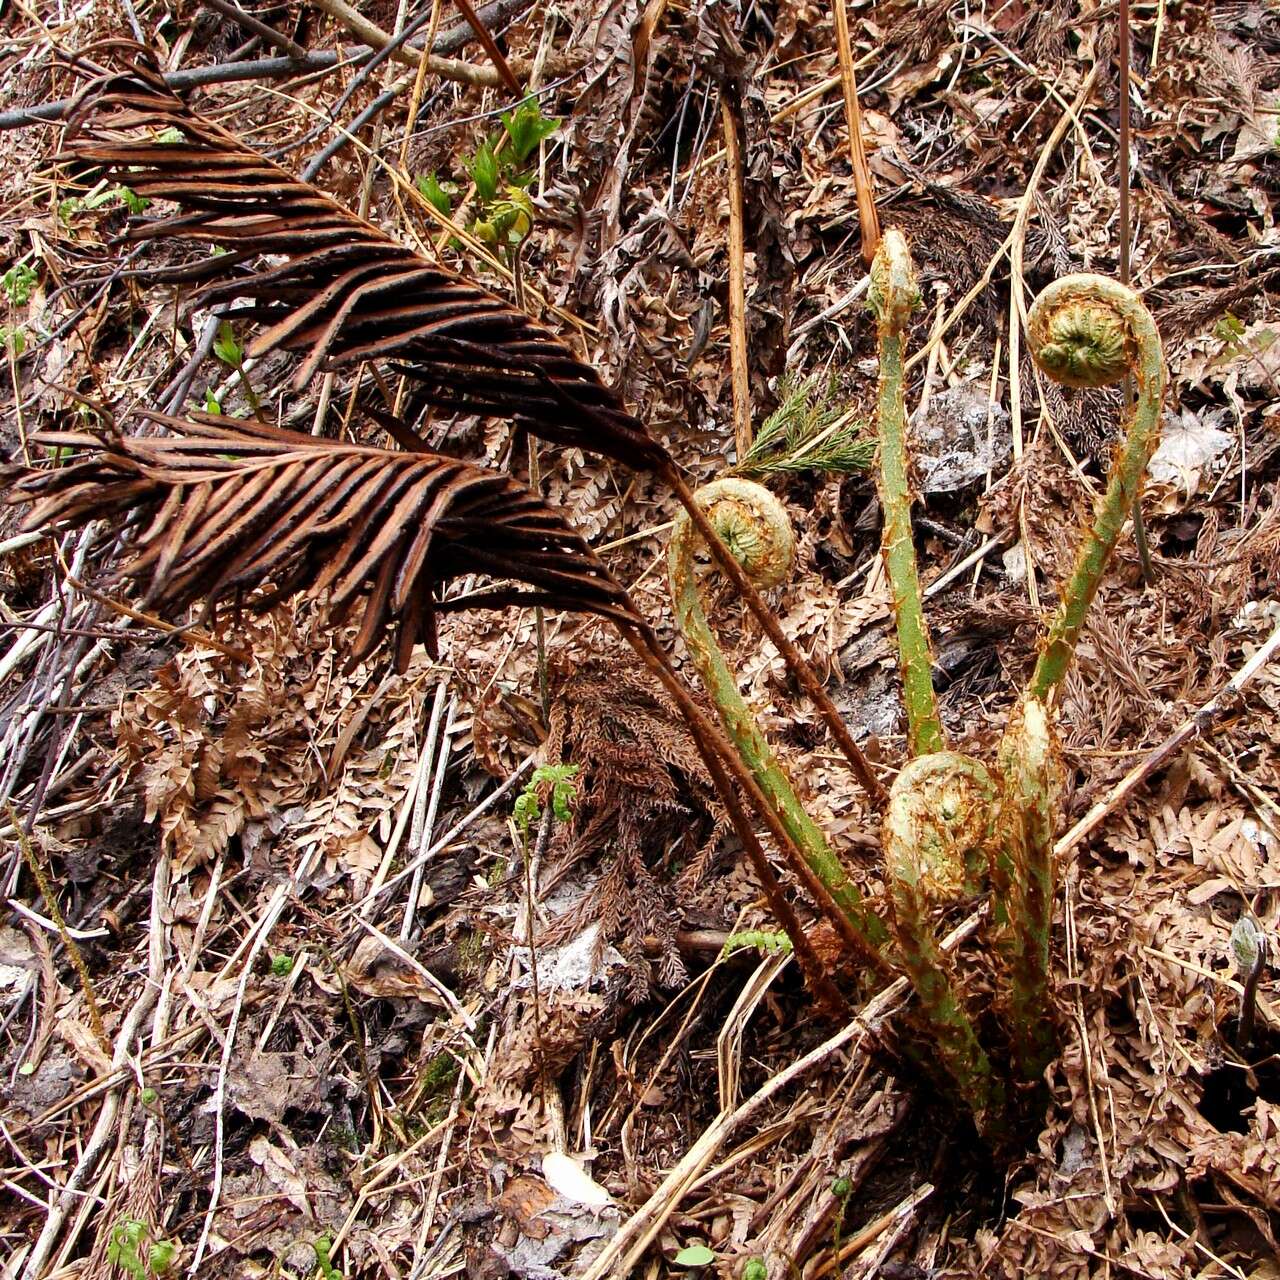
left=5, top=414, right=639, bottom=670
left=60, top=52, right=666, bottom=472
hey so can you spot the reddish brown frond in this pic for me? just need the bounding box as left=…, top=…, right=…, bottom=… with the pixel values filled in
left=61, top=51, right=667, bottom=472
left=5, top=414, right=640, bottom=670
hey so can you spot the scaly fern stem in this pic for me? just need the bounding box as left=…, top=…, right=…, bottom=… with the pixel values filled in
left=995, top=699, right=1062, bottom=1082
left=1025, top=276, right=1167, bottom=702
left=668, top=479, right=891, bottom=971
left=870, top=231, right=945, bottom=757
left=882, top=754, right=1003, bottom=1135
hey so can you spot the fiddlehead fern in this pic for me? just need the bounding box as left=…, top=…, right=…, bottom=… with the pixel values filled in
left=995, top=276, right=1164, bottom=1080
left=870, top=231, right=1003, bottom=1131
left=883, top=753, right=1003, bottom=1129
left=669, top=478, right=890, bottom=970
left=1024, top=276, right=1167, bottom=701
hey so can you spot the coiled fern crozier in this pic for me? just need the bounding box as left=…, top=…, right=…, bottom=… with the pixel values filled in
left=668, top=229, right=1166, bottom=1139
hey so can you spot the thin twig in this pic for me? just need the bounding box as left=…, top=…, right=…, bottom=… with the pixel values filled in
left=832, top=0, right=880, bottom=263
left=720, top=95, right=752, bottom=460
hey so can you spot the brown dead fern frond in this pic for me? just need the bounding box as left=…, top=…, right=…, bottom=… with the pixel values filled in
left=5, top=413, right=639, bottom=669
left=60, top=51, right=665, bottom=471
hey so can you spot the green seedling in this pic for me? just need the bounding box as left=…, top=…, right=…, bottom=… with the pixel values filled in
left=416, top=172, right=455, bottom=217
left=513, top=762, right=579, bottom=840
left=212, top=320, right=262, bottom=415
left=501, top=97, right=560, bottom=166
left=468, top=140, right=502, bottom=205
left=1, top=324, right=25, bottom=356
left=2, top=263, right=37, bottom=308
left=107, top=1218, right=177, bottom=1277
left=426, top=99, right=558, bottom=264
left=270, top=953, right=294, bottom=977
left=313, top=1235, right=343, bottom=1280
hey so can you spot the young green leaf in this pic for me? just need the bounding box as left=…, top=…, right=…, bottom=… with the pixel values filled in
left=213, top=320, right=243, bottom=368
left=416, top=172, right=455, bottom=217
left=468, top=141, right=501, bottom=205
left=674, top=1244, right=716, bottom=1268
left=3, top=263, right=38, bottom=307
left=502, top=98, right=560, bottom=166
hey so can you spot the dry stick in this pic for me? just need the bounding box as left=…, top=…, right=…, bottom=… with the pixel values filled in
left=5, top=803, right=107, bottom=1053
left=581, top=910, right=983, bottom=1279
left=831, top=0, right=880, bottom=264
left=720, top=97, right=752, bottom=461
left=809, top=1181, right=935, bottom=1280
left=311, top=0, right=510, bottom=85
left=17, top=979, right=159, bottom=1280
left=1117, top=0, right=1155, bottom=585
left=202, top=0, right=307, bottom=59
left=661, top=465, right=888, bottom=810
left=401, top=693, right=456, bottom=942
left=191, top=846, right=322, bottom=1274
left=451, top=0, right=522, bottom=94
left=1054, top=614, right=1280, bottom=859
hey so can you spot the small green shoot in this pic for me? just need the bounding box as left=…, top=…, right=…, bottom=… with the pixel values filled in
left=742, top=1261, right=768, bottom=1280
left=425, top=99, right=558, bottom=264
left=155, top=126, right=184, bottom=144
left=313, top=1235, right=343, bottom=1280
left=58, top=186, right=150, bottom=227
left=139, top=1086, right=158, bottom=1106
left=107, top=1218, right=177, bottom=1278
left=1, top=324, right=26, bottom=356
left=501, top=97, right=560, bottom=166
left=2, top=263, right=37, bottom=308
left=721, top=929, right=793, bottom=958
left=212, top=320, right=262, bottom=414
left=203, top=388, right=222, bottom=415
left=513, top=763, right=579, bottom=841
left=270, top=953, right=294, bottom=977
left=416, top=172, right=455, bottom=216
left=468, top=141, right=501, bottom=205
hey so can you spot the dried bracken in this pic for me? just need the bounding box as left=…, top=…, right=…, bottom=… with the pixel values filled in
left=5, top=414, right=640, bottom=669
left=60, top=54, right=666, bottom=471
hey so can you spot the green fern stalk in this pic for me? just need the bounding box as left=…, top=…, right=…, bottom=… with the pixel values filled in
left=883, top=753, right=1004, bottom=1133
left=869, top=231, right=945, bottom=757
left=668, top=478, right=890, bottom=970
left=995, top=698, right=1063, bottom=1082
left=1025, top=276, right=1167, bottom=701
